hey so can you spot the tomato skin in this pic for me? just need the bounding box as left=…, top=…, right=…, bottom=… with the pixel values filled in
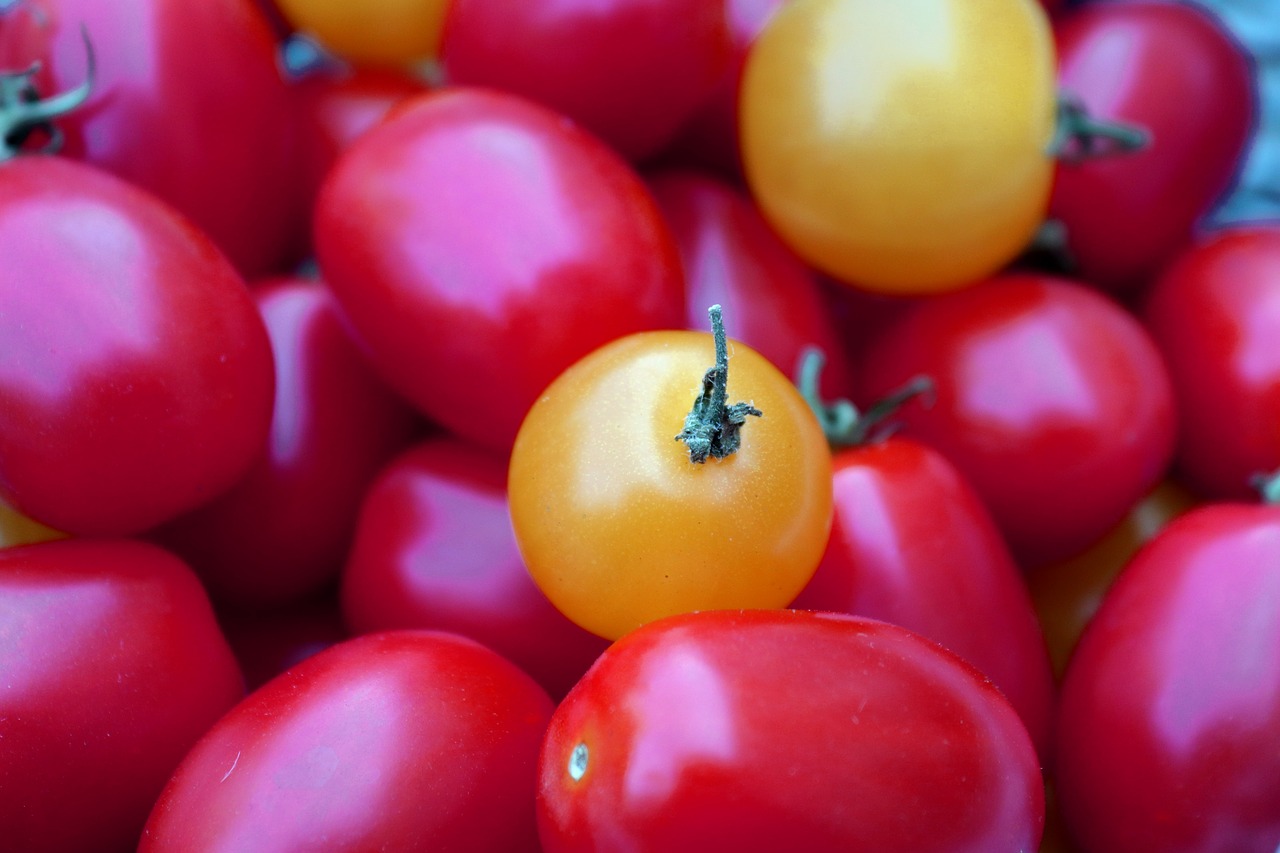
left=272, top=0, right=451, bottom=66
left=341, top=438, right=610, bottom=700
left=740, top=0, right=1057, bottom=294
left=0, top=0, right=308, bottom=278
left=440, top=0, right=734, bottom=161
left=1141, top=226, right=1280, bottom=500
left=1049, top=0, right=1255, bottom=291
left=140, top=631, right=553, bottom=852
left=0, top=539, right=245, bottom=853
left=858, top=273, right=1176, bottom=568
left=0, top=157, right=275, bottom=536
left=1054, top=503, right=1280, bottom=852
left=790, top=437, right=1055, bottom=761
left=315, top=87, right=686, bottom=452
left=538, top=609, right=1044, bottom=852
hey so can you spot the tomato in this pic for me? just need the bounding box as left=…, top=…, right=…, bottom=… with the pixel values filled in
left=341, top=438, right=610, bottom=700
left=858, top=273, right=1176, bottom=568
left=0, top=496, right=64, bottom=549
left=140, top=631, right=553, bottom=851
left=0, top=539, right=245, bottom=853
left=272, top=0, right=450, bottom=67
left=440, top=0, right=734, bottom=161
left=0, top=0, right=308, bottom=278
left=315, top=87, right=686, bottom=452
left=508, top=314, right=832, bottom=641
left=1054, top=502, right=1280, bottom=851
left=151, top=276, right=420, bottom=611
left=0, top=156, right=275, bottom=536
left=790, top=436, right=1055, bottom=761
left=538, top=609, right=1044, bottom=851
left=1141, top=226, right=1280, bottom=501
left=1049, top=0, right=1255, bottom=291
left=740, top=0, right=1057, bottom=294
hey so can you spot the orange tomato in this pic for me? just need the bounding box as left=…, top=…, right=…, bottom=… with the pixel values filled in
left=273, top=0, right=450, bottom=67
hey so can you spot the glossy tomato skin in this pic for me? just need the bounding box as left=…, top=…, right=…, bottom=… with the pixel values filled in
left=0, top=539, right=245, bottom=853
left=151, top=277, right=421, bottom=610
left=341, top=438, right=610, bottom=700
left=0, top=157, right=275, bottom=536
left=740, top=0, right=1057, bottom=294
left=790, top=437, right=1055, bottom=761
left=647, top=169, right=854, bottom=400
left=1054, top=503, right=1280, bottom=852
left=0, top=0, right=308, bottom=278
left=858, top=273, right=1176, bottom=568
left=440, top=0, right=733, bottom=161
left=509, top=330, right=833, bottom=641
left=140, top=631, right=553, bottom=852
left=1141, top=227, right=1280, bottom=500
left=1050, top=0, right=1255, bottom=291
left=539, top=609, right=1044, bottom=852
left=315, top=87, right=686, bottom=452
left=272, top=0, right=451, bottom=66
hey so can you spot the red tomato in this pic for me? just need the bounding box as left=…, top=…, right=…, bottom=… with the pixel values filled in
left=0, top=156, right=274, bottom=536
left=140, top=631, right=553, bottom=851
left=0, top=539, right=245, bottom=853
left=1049, top=0, right=1255, bottom=291
left=341, top=438, right=610, bottom=700
left=151, top=276, right=420, bottom=610
left=538, top=609, right=1044, bottom=851
left=315, top=87, right=686, bottom=451
left=1055, top=503, right=1280, bottom=851
left=858, top=273, right=1176, bottom=568
left=0, top=0, right=309, bottom=278
left=1142, top=226, right=1280, bottom=500
left=440, top=0, right=734, bottom=161
left=790, top=437, right=1056, bottom=761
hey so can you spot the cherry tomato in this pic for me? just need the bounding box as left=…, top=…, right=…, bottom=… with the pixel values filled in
left=440, top=0, right=734, bottom=161
left=140, top=631, right=553, bottom=851
left=315, top=87, right=686, bottom=452
left=0, top=156, right=275, bottom=536
left=341, top=438, right=610, bottom=700
left=1141, top=226, right=1280, bottom=500
left=0, top=539, right=245, bottom=853
left=740, top=0, right=1057, bottom=294
left=272, top=0, right=450, bottom=67
left=0, top=496, right=64, bottom=549
left=790, top=436, right=1056, bottom=761
left=508, top=321, right=832, bottom=641
left=858, top=273, right=1176, bottom=568
left=1050, top=0, right=1255, bottom=291
left=538, top=609, right=1045, bottom=851
left=1055, top=502, right=1280, bottom=851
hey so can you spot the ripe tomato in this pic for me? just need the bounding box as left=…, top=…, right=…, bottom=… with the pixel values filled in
left=0, top=156, right=275, bottom=536
left=271, top=0, right=450, bottom=66
left=508, top=317, right=832, bottom=640
left=0, top=539, right=245, bottom=853
left=341, top=438, right=610, bottom=699
left=315, top=87, right=686, bottom=452
left=538, top=609, right=1044, bottom=851
left=1054, top=502, right=1280, bottom=851
left=140, top=631, right=553, bottom=851
left=0, top=496, right=64, bottom=549
left=740, top=0, right=1057, bottom=294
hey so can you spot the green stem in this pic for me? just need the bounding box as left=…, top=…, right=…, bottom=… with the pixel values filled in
left=1250, top=468, right=1280, bottom=505
left=796, top=346, right=933, bottom=448
left=675, top=305, right=762, bottom=463
left=0, top=26, right=95, bottom=161
left=1047, top=93, right=1149, bottom=164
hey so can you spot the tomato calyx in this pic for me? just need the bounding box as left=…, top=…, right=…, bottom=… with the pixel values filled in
left=796, top=346, right=933, bottom=448
left=0, top=26, right=94, bottom=161
left=675, top=304, right=763, bottom=463
left=1047, top=94, right=1150, bottom=164
left=1250, top=468, right=1280, bottom=504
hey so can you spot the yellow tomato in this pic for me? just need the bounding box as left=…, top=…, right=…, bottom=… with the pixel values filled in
left=0, top=497, right=66, bottom=548
left=274, top=0, right=450, bottom=67
left=508, top=321, right=833, bottom=641
left=740, top=0, right=1057, bottom=294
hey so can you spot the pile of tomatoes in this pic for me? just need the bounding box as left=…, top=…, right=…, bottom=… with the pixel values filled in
left=2, top=0, right=1278, bottom=850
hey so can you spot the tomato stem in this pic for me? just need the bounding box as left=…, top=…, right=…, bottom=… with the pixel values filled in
left=0, top=26, right=95, bottom=161
left=675, top=304, right=762, bottom=463
left=796, top=347, right=933, bottom=448
left=1047, top=93, right=1150, bottom=163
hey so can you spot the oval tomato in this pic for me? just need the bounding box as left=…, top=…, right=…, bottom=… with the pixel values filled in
left=538, top=609, right=1044, bottom=851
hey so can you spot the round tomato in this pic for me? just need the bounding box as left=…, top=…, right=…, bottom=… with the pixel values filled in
left=538, top=609, right=1045, bottom=851
left=740, top=0, right=1057, bottom=294
left=271, top=0, right=451, bottom=66
left=140, top=631, right=553, bottom=851
left=508, top=313, right=832, bottom=640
